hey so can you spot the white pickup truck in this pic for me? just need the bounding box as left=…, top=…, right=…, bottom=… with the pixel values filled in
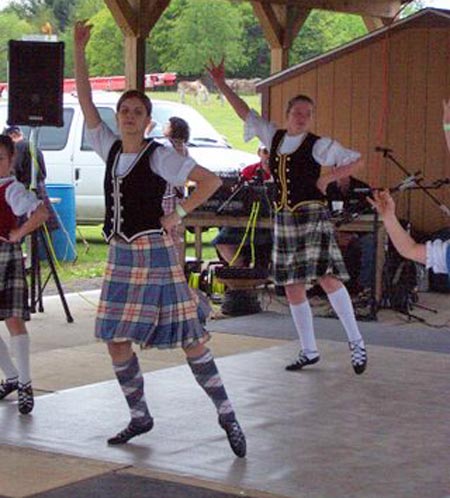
left=0, top=91, right=257, bottom=224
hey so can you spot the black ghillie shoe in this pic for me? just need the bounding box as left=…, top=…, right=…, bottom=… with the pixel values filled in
left=18, top=382, right=34, bottom=414
left=349, top=341, right=367, bottom=375
left=0, top=378, right=19, bottom=400
left=219, top=416, right=246, bottom=458
left=285, top=352, right=320, bottom=371
left=107, top=418, right=154, bottom=445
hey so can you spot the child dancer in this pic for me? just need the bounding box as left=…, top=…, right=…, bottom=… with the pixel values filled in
left=0, top=134, right=48, bottom=414
left=74, top=21, right=246, bottom=457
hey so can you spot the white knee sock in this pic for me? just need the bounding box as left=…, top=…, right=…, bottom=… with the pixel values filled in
left=10, top=334, right=31, bottom=385
left=327, top=287, right=363, bottom=344
left=0, top=335, right=19, bottom=380
left=289, top=300, right=318, bottom=356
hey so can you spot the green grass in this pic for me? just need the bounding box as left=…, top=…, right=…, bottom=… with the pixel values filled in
left=42, top=225, right=219, bottom=283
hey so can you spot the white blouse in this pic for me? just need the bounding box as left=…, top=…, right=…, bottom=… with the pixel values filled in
left=426, top=239, right=450, bottom=274
left=244, top=109, right=361, bottom=167
left=0, top=176, right=41, bottom=217
left=86, top=122, right=197, bottom=186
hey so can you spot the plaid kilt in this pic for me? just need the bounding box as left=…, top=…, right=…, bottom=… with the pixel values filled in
left=0, top=242, right=30, bottom=321
left=95, top=233, right=211, bottom=349
left=272, top=203, right=349, bottom=285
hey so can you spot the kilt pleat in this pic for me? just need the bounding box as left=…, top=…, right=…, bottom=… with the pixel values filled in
left=272, top=203, right=349, bottom=285
left=95, top=234, right=210, bottom=349
left=0, top=242, right=30, bottom=321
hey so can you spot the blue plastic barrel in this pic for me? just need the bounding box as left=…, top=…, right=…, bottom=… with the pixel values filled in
left=45, top=184, right=77, bottom=262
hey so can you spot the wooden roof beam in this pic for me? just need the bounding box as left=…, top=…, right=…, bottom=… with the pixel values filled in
left=257, top=0, right=402, bottom=20
left=251, top=1, right=310, bottom=47
left=104, top=0, right=138, bottom=36
left=104, top=0, right=170, bottom=37
left=251, top=1, right=311, bottom=73
left=104, top=0, right=171, bottom=91
left=140, top=0, right=171, bottom=36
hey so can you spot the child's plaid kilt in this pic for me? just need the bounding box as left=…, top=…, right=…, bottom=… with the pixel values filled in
left=272, top=202, right=349, bottom=286
left=95, top=233, right=210, bottom=349
left=0, top=242, right=30, bottom=321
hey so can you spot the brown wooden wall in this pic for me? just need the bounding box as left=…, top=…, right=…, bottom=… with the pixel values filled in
left=265, top=25, right=450, bottom=234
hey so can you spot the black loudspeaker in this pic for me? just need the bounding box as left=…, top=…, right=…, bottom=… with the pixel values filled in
left=8, top=40, right=64, bottom=127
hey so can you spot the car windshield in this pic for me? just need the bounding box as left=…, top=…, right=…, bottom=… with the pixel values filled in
left=149, top=102, right=228, bottom=147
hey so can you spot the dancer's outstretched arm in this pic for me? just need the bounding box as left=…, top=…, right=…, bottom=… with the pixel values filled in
left=206, top=58, right=250, bottom=121
left=368, top=190, right=426, bottom=264
left=74, top=20, right=102, bottom=129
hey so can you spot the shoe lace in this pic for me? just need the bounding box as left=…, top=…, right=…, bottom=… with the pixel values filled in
left=351, top=343, right=366, bottom=365
left=226, top=421, right=245, bottom=445
left=18, top=385, right=33, bottom=407
left=297, top=352, right=314, bottom=366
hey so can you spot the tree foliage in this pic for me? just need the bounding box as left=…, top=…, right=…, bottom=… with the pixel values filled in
left=291, top=10, right=367, bottom=64
left=0, top=12, right=33, bottom=81
left=85, top=7, right=124, bottom=76
left=8, top=0, right=77, bottom=32
left=233, top=1, right=270, bottom=78
left=152, top=0, right=248, bottom=76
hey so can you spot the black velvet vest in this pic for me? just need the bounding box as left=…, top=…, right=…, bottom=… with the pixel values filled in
left=269, top=130, right=324, bottom=211
left=102, top=139, right=167, bottom=243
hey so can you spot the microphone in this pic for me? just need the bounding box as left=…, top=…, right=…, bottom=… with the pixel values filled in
left=375, top=146, right=393, bottom=154
left=391, top=172, right=422, bottom=193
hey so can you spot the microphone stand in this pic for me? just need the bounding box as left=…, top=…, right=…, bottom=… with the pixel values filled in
left=216, top=178, right=249, bottom=215
left=377, top=148, right=450, bottom=217
left=375, top=147, right=445, bottom=321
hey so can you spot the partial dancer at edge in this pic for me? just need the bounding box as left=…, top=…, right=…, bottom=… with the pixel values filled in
left=369, top=99, right=450, bottom=276
left=0, top=134, right=49, bottom=414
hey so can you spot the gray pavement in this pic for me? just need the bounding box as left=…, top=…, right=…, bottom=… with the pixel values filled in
left=0, top=288, right=449, bottom=498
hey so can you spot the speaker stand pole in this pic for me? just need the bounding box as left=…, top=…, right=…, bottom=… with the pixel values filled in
left=28, top=126, right=73, bottom=323
left=35, top=228, right=73, bottom=322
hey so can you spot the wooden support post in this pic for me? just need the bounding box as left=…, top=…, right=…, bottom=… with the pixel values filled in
left=124, top=35, right=146, bottom=91
left=104, top=0, right=170, bottom=90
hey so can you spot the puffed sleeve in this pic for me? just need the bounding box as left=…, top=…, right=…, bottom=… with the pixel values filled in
left=244, top=109, right=277, bottom=148
left=6, top=180, right=42, bottom=217
left=313, top=137, right=361, bottom=167
left=150, top=146, right=197, bottom=186
left=85, top=121, right=118, bottom=162
left=425, top=239, right=450, bottom=274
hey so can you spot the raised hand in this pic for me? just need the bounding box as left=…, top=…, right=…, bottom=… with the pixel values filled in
left=367, top=189, right=396, bottom=218
left=74, top=20, right=92, bottom=48
left=160, top=212, right=180, bottom=233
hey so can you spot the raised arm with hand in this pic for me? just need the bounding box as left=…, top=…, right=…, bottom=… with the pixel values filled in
left=206, top=58, right=250, bottom=121
left=74, top=20, right=101, bottom=129
left=443, top=99, right=450, bottom=154
left=368, top=190, right=426, bottom=265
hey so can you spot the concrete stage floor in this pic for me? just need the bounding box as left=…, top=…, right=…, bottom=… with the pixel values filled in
left=0, top=290, right=450, bottom=498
